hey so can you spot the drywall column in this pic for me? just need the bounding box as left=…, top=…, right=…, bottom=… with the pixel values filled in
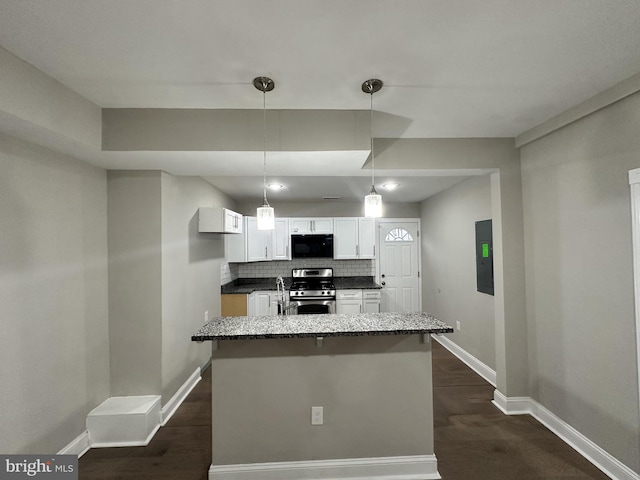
left=108, top=171, right=163, bottom=396
left=374, top=138, right=528, bottom=397
left=491, top=166, right=528, bottom=396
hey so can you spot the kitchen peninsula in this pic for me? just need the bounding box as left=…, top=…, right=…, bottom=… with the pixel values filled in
left=192, top=312, right=453, bottom=480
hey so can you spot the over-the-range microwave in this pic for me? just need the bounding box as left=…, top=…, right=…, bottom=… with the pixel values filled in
left=291, top=234, right=334, bottom=258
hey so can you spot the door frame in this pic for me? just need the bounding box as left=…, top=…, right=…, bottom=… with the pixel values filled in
left=375, top=218, right=423, bottom=312
left=628, top=169, right=640, bottom=419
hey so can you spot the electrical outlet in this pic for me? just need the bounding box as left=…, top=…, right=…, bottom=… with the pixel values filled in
left=311, top=406, right=323, bottom=425
left=456, top=321, right=461, bottom=331
left=205, top=310, right=209, bottom=322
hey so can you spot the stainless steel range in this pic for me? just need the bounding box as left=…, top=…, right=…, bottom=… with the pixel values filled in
left=289, top=268, right=336, bottom=314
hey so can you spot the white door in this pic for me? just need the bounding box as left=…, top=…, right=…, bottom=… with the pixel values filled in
left=377, top=220, right=421, bottom=312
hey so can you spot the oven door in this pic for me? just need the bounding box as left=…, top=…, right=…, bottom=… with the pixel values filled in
left=290, top=299, right=336, bottom=315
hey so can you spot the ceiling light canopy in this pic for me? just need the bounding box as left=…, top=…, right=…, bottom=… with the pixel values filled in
left=254, top=76, right=275, bottom=231
left=362, top=79, right=383, bottom=218
left=267, top=183, right=285, bottom=191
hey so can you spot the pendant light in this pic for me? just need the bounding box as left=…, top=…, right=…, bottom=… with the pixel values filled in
left=362, top=78, right=383, bottom=218
left=254, top=76, right=275, bottom=230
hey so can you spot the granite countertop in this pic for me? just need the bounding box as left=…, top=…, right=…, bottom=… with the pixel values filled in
left=191, top=311, right=453, bottom=341
left=221, top=276, right=381, bottom=294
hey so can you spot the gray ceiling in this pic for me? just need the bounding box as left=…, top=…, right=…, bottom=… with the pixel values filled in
left=1, top=0, right=639, bottom=203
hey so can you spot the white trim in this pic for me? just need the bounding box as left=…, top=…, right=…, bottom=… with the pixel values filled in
left=162, top=367, right=202, bottom=425
left=629, top=169, right=640, bottom=429
left=491, top=390, right=531, bottom=415
left=58, top=430, right=91, bottom=458
left=493, top=391, right=640, bottom=480
left=209, top=455, right=440, bottom=480
left=89, top=423, right=161, bottom=449
left=516, top=71, right=640, bottom=148
left=86, top=395, right=162, bottom=448
left=431, top=334, right=496, bottom=387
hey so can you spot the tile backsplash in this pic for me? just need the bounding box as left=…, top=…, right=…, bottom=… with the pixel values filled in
left=222, top=259, right=375, bottom=282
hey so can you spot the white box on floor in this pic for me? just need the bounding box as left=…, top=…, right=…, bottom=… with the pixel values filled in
left=87, top=395, right=161, bottom=447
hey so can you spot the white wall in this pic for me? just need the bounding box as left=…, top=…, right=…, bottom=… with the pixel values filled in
left=108, top=171, right=235, bottom=402
left=107, top=171, right=163, bottom=396
left=520, top=91, right=640, bottom=471
left=0, top=132, right=109, bottom=453
left=421, top=175, right=495, bottom=369
left=160, top=173, right=231, bottom=400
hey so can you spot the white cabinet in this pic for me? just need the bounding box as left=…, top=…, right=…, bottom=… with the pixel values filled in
left=290, top=218, right=333, bottom=234
left=272, top=218, right=291, bottom=260
left=337, top=289, right=381, bottom=314
left=248, top=291, right=277, bottom=316
left=246, top=217, right=272, bottom=262
left=336, top=290, right=363, bottom=314
left=333, top=217, right=376, bottom=259
left=198, top=207, right=243, bottom=233
left=225, top=216, right=274, bottom=262
left=226, top=217, right=289, bottom=262
left=362, top=290, right=381, bottom=313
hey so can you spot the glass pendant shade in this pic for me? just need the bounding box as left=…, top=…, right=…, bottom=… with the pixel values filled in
left=362, top=79, right=384, bottom=219
left=257, top=203, right=275, bottom=230
left=364, top=186, right=382, bottom=218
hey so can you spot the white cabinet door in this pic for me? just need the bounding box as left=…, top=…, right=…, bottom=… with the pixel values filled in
left=224, top=208, right=243, bottom=233
left=312, top=218, right=333, bottom=234
left=246, top=217, right=272, bottom=262
left=199, top=207, right=243, bottom=233
left=358, top=218, right=376, bottom=259
left=254, top=291, right=273, bottom=316
left=362, top=290, right=381, bottom=313
left=333, top=218, right=376, bottom=259
left=290, top=218, right=333, bottom=234
left=337, top=300, right=362, bottom=314
left=272, top=218, right=290, bottom=260
left=247, top=292, right=256, bottom=316
left=333, top=218, right=358, bottom=259
left=336, top=290, right=363, bottom=314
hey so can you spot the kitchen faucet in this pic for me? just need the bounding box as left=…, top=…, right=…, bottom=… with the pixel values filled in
left=275, top=275, right=296, bottom=315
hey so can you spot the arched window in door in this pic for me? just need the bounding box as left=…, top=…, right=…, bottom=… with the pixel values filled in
left=385, top=227, right=414, bottom=242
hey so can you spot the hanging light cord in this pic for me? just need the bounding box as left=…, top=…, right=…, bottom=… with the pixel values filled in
left=369, top=90, right=375, bottom=190
left=262, top=82, right=269, bottom=206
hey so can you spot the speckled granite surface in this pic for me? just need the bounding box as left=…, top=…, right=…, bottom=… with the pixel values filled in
left=191, top=311, right=453, bottom=341
left=221, top=276, right=381, bottom=294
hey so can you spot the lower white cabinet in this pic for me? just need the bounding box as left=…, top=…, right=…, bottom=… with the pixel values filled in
left=336, top=290, right=363, bottom=314
left=248, top=291, right=277, bottom=316
left=362, top=290, right=381, bottom=313
left=337, top=289, right=381, bottom=314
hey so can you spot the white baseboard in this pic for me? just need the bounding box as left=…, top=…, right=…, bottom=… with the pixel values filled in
left=209, top=455, right=441, bottom=480
left=493, top=390, right=640, bottom=480
left=162, top=367, right=202, bottom=425
left=58, top=430, right=91, bottom=458
left=431, top=334, right=497, bottom=386
left=491, top=390, right=531, bottom=415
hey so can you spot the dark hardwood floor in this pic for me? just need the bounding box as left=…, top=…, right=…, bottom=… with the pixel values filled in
left=432, top=339, right=609, bottom=480
left=79, top=340, right=610, bottom=479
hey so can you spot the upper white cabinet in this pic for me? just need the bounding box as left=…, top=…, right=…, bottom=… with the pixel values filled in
left=290, top=218, right=333, bottom=234
left=225, top=216, right=271, bottom=262
left=198, top=207, right=243, bottom=234
left=333, top=217, right=376, bottom=259
left=272, top=218, right=291, bottom=260
left=225, top=216, right=289, bottom=262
